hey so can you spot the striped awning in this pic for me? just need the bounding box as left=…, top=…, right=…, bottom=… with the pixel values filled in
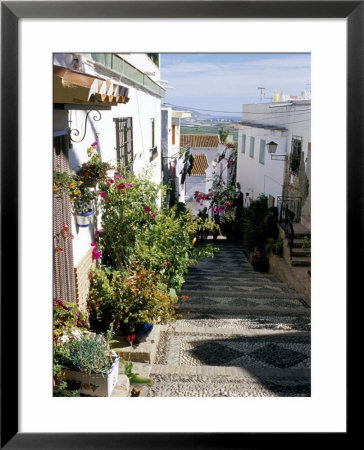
left=53, top=65, right=130, bottom=106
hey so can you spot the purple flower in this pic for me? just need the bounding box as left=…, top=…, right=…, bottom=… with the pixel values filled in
left=117, top=183, right=126, bottom=190
left=99, top=192, right=106, bottom=197
left=108, top=178, right=114, bottom=184
left=144, top=206, right=151, bottom=212
left=151, top=212, right=156, bottom=218
left=91, top=141, right=98, bottom=147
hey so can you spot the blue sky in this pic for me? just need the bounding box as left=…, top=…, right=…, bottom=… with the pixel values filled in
left=160, top=53, right=311, bottom=117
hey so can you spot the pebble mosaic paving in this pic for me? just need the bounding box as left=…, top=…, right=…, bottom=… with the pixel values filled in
left=143, top=240, right=311, bottom=397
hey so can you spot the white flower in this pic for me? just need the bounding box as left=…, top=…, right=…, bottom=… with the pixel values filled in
left=60, top=335, right=69, bottom=343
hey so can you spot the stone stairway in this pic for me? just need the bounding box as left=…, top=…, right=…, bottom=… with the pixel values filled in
left=141, top=239, right=311, bottom=397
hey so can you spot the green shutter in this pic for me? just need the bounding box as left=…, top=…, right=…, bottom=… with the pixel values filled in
left=259, top=139, right=266, bottom=164
left=249, top=137, right=255, bottom=158
left=241, top=134, right=246, bottom=153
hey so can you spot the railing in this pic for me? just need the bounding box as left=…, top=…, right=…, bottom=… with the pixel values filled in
left=277, top=196, right=301, bottom=258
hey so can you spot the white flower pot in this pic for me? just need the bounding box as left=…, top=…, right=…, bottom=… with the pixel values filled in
left=76, top=209, right=93, bottom=227
left=64, top=355, right=119, bottom=397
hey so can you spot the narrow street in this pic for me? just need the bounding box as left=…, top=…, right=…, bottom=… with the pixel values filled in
left=142, top=238, right=311, bottom=397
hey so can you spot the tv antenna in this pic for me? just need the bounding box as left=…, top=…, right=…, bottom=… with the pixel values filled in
left=258, top=87, right=266, bottom=103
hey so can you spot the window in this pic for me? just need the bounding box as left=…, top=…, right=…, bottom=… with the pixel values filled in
left=241, top=134, right=246, bottom=153
left=150, top=118, right=158, bottom=161
left=172, top=124, right=176, bottom=145
left=290, top=136, right=302, bottom=174
left=249, top=136, right=255, bottom=158
left=114, top=117, right=133, bottom=169
left=259, top=139, right=266, bottom=164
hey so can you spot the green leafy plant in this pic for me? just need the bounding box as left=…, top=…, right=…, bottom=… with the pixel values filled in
left=76, top=142, right=114, bottom=186
left=53, top=170, right=97, bottom=215
left=54, top=332, right=115, bottom=375
left=243, top=195, right=279, bottom=259
left=265, top=237, right=284, bottom=257
left=97, top=170, right=217, bottom=291
left=53, top=298, right=86, bottom=342
left=301, top=236, right=311, bottom=255
left=88, top=266, right=181, bottom=333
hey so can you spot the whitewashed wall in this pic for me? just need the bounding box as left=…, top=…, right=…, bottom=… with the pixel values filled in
left=53, top=53, right=164, bottom=266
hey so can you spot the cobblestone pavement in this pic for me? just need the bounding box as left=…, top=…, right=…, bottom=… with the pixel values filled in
left=142, top=239, right=311, bottom=397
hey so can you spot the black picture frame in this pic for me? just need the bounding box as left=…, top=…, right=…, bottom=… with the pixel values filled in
left=1, top=1, right=358, bottom=448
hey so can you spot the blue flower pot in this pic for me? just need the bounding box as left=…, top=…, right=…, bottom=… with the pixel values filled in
left=120, top=323, right=154, bottom=343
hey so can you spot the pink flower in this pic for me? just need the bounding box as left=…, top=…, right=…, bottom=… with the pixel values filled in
left=99, top=192, right=106, bottom=197
left=117, top=183, right=126, bottom=190
left=96, top=228, right=104, bottom=235
left=108, top=178, right=114, bottom=184
left=62, top=225, right=68, bottom=231
left=91, top=242, right=97, bottom=247
left=144, top=206, right=151, bottom=212
left=126, top=184, right=133, bottom=188
left=114, top=173, right=121, bottom=179
left=194, top=190, right=199, bottom=196
left=69, top=234, right=74, bottom=239
left=151, top=212, right=156, bottom=218
left=91, top=141, right=98, bottom=147
left=92, top=249, right=102, bottom=260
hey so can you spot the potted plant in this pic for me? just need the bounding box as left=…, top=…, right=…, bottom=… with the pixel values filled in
left=88, top=266, right=180, bottom=343
left=243, top=195, right=278, bottom=272
left=54, top=330, right=120, bottom=397
left=72, top=186, right=97, bottom=227
left=76, top=142, right=114, bottom=187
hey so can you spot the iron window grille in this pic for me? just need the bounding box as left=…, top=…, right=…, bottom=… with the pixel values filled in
left=290, top=136, right=302, bottom=174
left=114, top=117, right=133, bottom=170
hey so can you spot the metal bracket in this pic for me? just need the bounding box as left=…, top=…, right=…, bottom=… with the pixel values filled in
left=69, top=110, right=101, bottom=143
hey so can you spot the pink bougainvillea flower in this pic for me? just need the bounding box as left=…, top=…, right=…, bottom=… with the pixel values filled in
left=114, top=173, right=121, bottom=179
left=91, top=141, right=98, bottom=147
left=151, top=212, right=156, bottom=218
left=194, top=190, right=199, bottom=196
left=117, top=183, right=126, bottom=190
left=217, top=208, right=223, bottom=213
left=126, top=184, right=133, bottom=188
left=96, top=228, right=104, bottom=235
left=62, top=225, right=68, bottom=231
left=99, top=192, right=106, bottom=197
left=144, top=206, right=151, bottom=212
left=225, top=202, right=230, bottom=206
left=92, top=250, right=102, bottom=260
left=91, top=242, right=97, bottom=247
left=107, top=178, right=114, bottom=184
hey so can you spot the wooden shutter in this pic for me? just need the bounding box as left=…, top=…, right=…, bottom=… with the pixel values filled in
left=53, top=134, right=76, bottom=303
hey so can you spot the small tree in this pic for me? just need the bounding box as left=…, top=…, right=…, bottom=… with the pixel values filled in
left=219, top=127, right=229, bottom=144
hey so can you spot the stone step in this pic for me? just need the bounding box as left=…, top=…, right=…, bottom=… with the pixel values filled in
left=290, top=257, right=311, bottom=267
left=149, top=363, right=311, bottom=379
left=291, top=247, right=311, bottom=257
left=180, top=289, right=304, bottom=299
left=291, top=238, right=310, bottom=248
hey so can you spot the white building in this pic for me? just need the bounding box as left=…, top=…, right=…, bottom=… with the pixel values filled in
left=235, top=100, right=311, bottom=227
left=53, top=53, right=166, bottom=311
left=180, top=134, right=230, bottom=216
left=161, top=107, right=192, bottom=205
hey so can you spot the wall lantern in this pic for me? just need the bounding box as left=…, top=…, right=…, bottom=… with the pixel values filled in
left=267, top=141, right=287, bottom=161
left=267, top=141, right=278, bottom=154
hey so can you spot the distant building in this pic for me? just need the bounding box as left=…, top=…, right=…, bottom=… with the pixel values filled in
left=161, top=107, right=191, bottom=205
left=180, top=134, right=228, bottom=216
left=235, top=100, right=311, bottom=229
